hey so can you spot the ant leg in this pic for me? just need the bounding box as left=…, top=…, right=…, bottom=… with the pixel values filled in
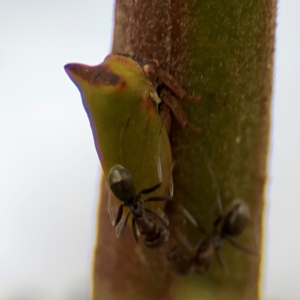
left=114, top=204, right=124, bottom=227
left=145, top=208, right=169, bottom=226
left=179, top=205, right=210, bottom=239
left=138, top=182, right=162, bottom=195
left=107, top=190, right=115, bottom=226
left=213, top=216, right=223, bottom=229
left=179, top=205, right=198, bottom=228
left=226, top=237, right=258, bottom=255
left=144, top=196, right=172, bottom=203
left=175, top=229, right=196, bottom=254
left=116, top=211, right=130, bottom=238
left=131, top=218, right=139, bottom=243
left=207, top=163, right=223, bottom=215
left=216, top=250, right=228, bottom=275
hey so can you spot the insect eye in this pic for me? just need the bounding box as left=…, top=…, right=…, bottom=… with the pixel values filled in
left=143, top=61, right=158, bottom=83
left=108, top=164, right=136, bottom=203
left=222, top=199, right=250, bottom=236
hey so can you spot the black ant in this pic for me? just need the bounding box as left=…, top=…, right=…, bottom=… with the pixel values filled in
left=108, top=164, right=172, bottom=248
left=168, top=166, right=257, bottom=275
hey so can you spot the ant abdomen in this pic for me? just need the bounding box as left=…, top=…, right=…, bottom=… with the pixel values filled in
left=108, top=164, right=136, bottom=204
left=221, top=199, right=250, bottom=237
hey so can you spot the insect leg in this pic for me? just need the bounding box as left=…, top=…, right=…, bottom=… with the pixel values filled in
left=160, top=90, right=201, bottom=134
left=226, top=237, right=258, bottom=255
left=138, top=182, right=162, bottom=195
left=144, top=208, right=169, bottom=226
left=114, top=204, right=124, bottom=227
left=179, top=205, right=198, bottom=228
left=213, top=216, right=223, bottom=230
left=107, top=191, right=115, bottom=226
left=144, top=196, right=172, bottom=203
left=207, top=163, right=223, bottom=215
left=216, top=250, right=228, bottom=275
left=116, top=211, right=130, bottom=238
left=157, top=68, right=200, bottom=102
left=131, top=217, right=139, bottom=243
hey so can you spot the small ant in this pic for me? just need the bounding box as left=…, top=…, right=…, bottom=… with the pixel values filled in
left=168, top=166, right=257, bottom=275
left=108, top=164, right=172, bottom=248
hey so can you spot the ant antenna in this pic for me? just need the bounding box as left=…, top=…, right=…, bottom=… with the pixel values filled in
left=207, top=163, right=223, bottom=215
left=179, top=204, right=198, bottom=228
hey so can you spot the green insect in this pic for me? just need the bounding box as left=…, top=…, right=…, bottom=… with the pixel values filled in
left=64, top=54, right=199, bottom=243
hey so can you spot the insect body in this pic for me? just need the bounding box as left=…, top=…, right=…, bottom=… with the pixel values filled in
left=64, top=54, right=174, bottom=218
left=108, top=164, right=171, bottom=248
left=168, top=200, right=257, bottom=275
left=64, top=54, right=199, bottom=228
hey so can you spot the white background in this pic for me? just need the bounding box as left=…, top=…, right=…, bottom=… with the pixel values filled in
left=0, top=1, right=298, bottom=299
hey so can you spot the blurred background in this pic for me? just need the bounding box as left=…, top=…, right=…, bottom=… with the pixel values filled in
left=0, top=0, right=299, bottom=299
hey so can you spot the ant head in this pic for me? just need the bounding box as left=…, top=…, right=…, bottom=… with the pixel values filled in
left=167, top=246, right=193, bottom=275
left=144, top=227, right=169, bottom=248
left=221, top=199, right=250, bottom=237
left=108, top=164, right=136, bottom=204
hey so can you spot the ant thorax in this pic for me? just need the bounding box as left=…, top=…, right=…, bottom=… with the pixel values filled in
left=130, top=201, right=144, bottom=217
